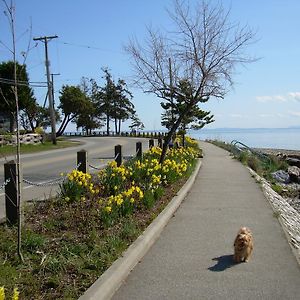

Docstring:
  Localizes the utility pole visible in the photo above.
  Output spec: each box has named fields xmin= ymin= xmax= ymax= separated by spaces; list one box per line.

xmin=33 ymin=35 xmax=58 ymax=144
xmin=51 ymin=73 xmax=60 ymax=105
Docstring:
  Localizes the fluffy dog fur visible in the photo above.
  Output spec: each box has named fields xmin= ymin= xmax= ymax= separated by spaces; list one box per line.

xmin=233 ymin=227 xmax=253 ymax=263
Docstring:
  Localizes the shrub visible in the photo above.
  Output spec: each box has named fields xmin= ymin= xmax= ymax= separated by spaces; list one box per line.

xmin=34 ymin=127 xmax=44 ymax=134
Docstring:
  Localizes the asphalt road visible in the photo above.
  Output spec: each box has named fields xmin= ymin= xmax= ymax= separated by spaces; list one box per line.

xmin=0 ymin=136 xmax=150 ymax=220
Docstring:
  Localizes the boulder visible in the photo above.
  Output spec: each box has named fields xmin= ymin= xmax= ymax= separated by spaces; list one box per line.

xmin=285 ymin=157 xmax=300 ymax=168
xmin=271 ymin=170 xmax=290 ymax=184
xmin=288 ymin=166 xmax=300 ymax=183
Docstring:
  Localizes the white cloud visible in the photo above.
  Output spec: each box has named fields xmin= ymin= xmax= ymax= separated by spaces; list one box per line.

xmin=259 ymin=114 xmax=272 ymax=118
xmin=274 ymin=95 xmax=287 ymax=102
xmin=256 ymin=92 xmax=300 ymax=103
xmin=276 ymin=113 xmax=286 ymax=118
xmin=289 ymin=111 xmax=300 ymax=117
xmin=288 ymin=92 xmax=300 ymax=101
xmin=256 ymin=96 xmax=273 ymax=102
xmin=229 ymin=113 xmax=244 ymax=118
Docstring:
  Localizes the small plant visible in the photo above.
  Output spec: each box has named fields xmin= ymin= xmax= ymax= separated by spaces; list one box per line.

xmin=23 ymin=230 xmax=45 ymax=253
xmin=271 ymin=183 xmax=283 ymax=195
xmin=60 ymin=170 xmax=95 ymax=202
xmin=246 ymin=155 xmax=261 ymax=173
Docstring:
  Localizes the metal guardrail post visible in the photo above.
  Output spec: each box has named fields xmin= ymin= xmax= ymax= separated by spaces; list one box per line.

xmin=136 ymin=142 xmax=142 ymax=159
xmin=115 ymin=144 xmax=122 ymax=166
xmin=149 ymin=139 xmax=154 ymax=149
xmin=4 ymin=160 xmax=20 ymax=225
xmin=77 ymin=149 xmax=88 ymax=173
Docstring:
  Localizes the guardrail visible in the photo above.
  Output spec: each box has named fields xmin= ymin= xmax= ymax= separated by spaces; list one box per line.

xmin=2 ymin=139 xmax=160 ymax=225
xmin=230 ymin=140 xmax=271 ymax=163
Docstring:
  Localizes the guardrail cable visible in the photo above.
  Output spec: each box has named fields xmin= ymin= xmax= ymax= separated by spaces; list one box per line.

xmin=0 ymin=178 xmax=10 ymax=191
xmin=2 ymin=144 xmax=142 ymax=193
xmin=88 ymin=164 xmax=104 ymax=171
xmin=22 ymin=162 xmax=83 ymax=187
xmin=22 ymin=177 xmax=64 ymax=187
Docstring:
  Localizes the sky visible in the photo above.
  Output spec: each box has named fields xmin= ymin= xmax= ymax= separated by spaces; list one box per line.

xmin=1 ymin=0 xmax=300 ymax=131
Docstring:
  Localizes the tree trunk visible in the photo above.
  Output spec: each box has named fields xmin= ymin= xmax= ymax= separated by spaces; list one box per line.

xmin=56 ymin=114 xmax=74 ymax=137
xmin=159 ymin=105 xmax=192 ymax=164
xmin=106 ymin=115 xmax=110 ymax=136
xmin=114 ymin=118 xmax=118 ymax=135
xmin=9 ymin=112 xmax=16 ymax=133
xmin=118 ymin=119 xmax=121 ymax=134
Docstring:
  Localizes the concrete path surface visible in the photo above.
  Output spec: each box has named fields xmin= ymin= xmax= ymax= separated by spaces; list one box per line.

xmin=112 ymin=142 xmax=300 ymax=300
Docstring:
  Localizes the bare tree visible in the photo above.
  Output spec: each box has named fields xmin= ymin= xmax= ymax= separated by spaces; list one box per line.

xmin=1 ymin=0 xmax=34 ymax=261
xmin=126 ymin=0 xmax=256 ymax=163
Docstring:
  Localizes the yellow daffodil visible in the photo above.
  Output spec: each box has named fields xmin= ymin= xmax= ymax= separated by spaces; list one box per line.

xmin=104 ymin=206 xmax=112 ymax=213
xmin=0 ymin=287 xmax=5 ymax=300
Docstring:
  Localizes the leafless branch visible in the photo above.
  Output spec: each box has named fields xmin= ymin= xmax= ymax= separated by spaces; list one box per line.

xmin=125 ymin=0 xmax=257 ymax=162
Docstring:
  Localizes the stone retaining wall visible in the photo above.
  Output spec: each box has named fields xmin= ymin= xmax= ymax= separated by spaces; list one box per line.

xmin=0 ymin=133 xmax=43 ymax=146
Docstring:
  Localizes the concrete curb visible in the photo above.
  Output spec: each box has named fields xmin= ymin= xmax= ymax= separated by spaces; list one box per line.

xmin=79 ymin=158 xmax=202 ymax=300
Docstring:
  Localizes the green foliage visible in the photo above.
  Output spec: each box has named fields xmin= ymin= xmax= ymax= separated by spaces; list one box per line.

xmin=98 ymin=68 xmax=135 ymax=134
xmin=0 ymin=61 xmax=35 ymax=132
xmin=0 ymin=139 xmax=81 ymax=156
xmin=142 ymin=190 xmax=156 ymax=209
xmin=246 ymin=155 xmax=261 ymax=173
xmin=34 ymin=127 xmax=44 ymax=134
xmin=60 ymin=180 xmax=85 ymax=202
xmin=210 ymin=140 xmax=289 ymax=180
xmin=129 ymin=113 xmax=144 ymax=132
xmin=161 ymin=80 xmax=214 ymax=132
xmin=23 ymin=230 xmax=45 ymax=253
xmin=271 ymin=183 xmax=283 ymax=194
xmin=57 ymin=85 xmax=93 ymax=136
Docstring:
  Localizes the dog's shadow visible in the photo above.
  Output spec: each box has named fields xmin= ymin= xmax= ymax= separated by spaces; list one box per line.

xmin=208 ymin=254 xmax=236 ymax=272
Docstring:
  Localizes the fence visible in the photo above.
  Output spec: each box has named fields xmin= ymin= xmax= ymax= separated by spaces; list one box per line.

xmin=1 ymin=139 xmax=159 ymax=225
xmin=64 ymin=131 xmax=167 ymax=139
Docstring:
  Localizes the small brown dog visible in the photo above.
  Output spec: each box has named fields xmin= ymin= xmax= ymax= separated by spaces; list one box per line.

xmin=233 ymin=227 xmax=253 ymax=263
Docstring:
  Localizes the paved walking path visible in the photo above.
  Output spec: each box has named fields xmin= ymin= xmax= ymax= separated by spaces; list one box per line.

xmin=112 ymin=142 xmax=300 ymax=300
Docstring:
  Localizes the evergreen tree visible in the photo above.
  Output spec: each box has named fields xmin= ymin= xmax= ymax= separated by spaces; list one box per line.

xmin=0 ymin=61 xmax=35 ymax=132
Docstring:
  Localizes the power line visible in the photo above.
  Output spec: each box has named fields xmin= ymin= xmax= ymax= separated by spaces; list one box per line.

xmin=58 ymin=40 xmax=121 ymax=53
xmin=0 ymin=77 xmax=47 ymax=87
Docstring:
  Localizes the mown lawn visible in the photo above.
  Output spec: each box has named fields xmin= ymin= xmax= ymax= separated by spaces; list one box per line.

xmin=0 ymin=139 xmax=82 ymax=157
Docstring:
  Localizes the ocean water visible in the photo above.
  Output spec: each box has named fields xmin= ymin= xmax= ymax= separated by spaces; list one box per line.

xmin=189 ymin=128 xmax=300 ymax=150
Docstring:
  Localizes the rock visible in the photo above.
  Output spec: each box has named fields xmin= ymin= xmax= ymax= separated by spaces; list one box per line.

xmin=286 ymin=157 xmax=300 ymax=168
xmin=288 ymin=166 xmax=300 ymax=183
xmin=271 ymin=170 xmax=290 ymax=184
xmin=276 ymin=152 xmax=287 ymax=160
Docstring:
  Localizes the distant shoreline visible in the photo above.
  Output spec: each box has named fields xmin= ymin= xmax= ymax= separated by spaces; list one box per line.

xmin=255 ymin=148 xmax=300 ymax=158
xmin=199 ymin=127 xmax=300 ymax=131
